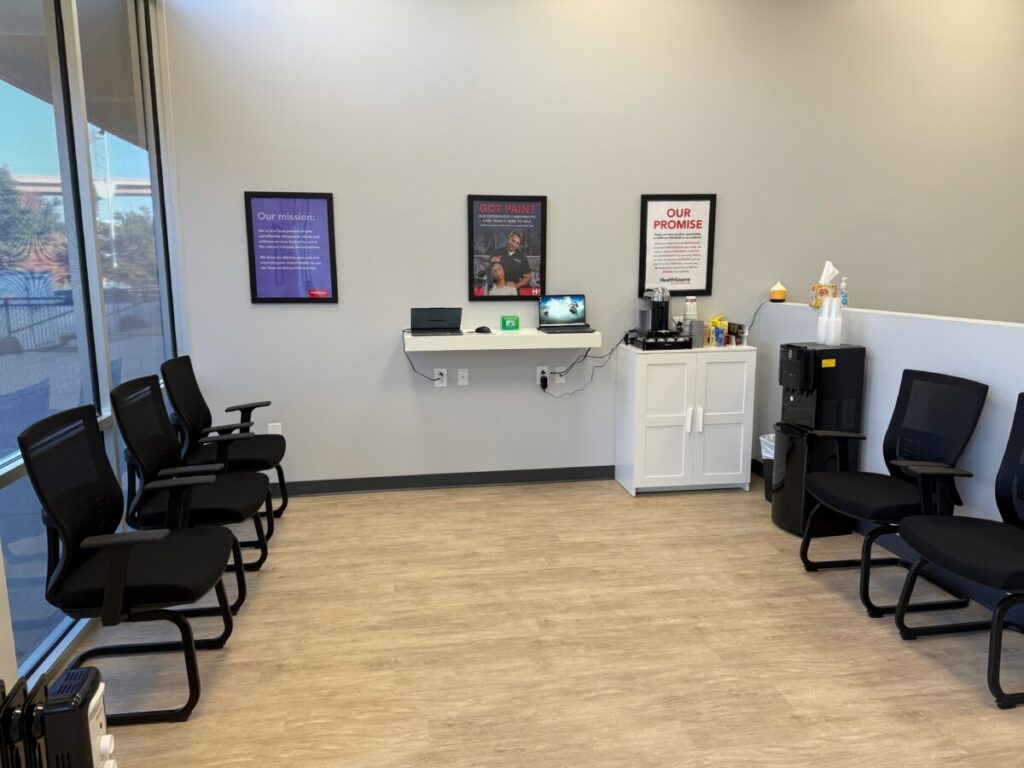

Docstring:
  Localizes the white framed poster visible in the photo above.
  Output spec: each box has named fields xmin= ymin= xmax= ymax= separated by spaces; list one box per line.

xmin=638 ymin=194 xmax=716 ymax=296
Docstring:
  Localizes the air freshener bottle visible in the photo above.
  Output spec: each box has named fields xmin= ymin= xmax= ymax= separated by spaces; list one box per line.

xmin=839 ymin=277 xmax=849 ymax=306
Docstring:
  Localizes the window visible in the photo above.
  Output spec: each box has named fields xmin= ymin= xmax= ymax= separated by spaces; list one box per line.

xmin=0 ymin=2 xmax=93 ymax=464
xmin=0 ymin=0 xmax=175 ymax=672
xmin=76 ymin=0 xmax=173 ymax=384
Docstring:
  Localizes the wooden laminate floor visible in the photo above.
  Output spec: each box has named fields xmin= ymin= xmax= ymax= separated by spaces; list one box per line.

xmin=80 ymin=480 xmax=1024 ymax=766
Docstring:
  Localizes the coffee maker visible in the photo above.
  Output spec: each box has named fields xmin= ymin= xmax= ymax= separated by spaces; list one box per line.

xmin=639 ymin=287 xmax=670 ymax=334
xmin=632 ymin=288 xmax=691 ymax=350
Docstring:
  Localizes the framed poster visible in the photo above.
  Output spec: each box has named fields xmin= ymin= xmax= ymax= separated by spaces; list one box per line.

xmin=468 ymin=195 xmax=546 ymax=301
xmin=638 ymin=194 xmax=716 ymax=297
xmin=245 ymin=191 xmax=338 ymax=303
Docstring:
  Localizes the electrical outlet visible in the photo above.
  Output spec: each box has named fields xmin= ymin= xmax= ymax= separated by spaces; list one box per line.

xmin=267 ymin=422 xmax=283 ymax=435
xmin=434 ymin=368 xmax=447 ymax=388
xmin=553 ymin=371 xmax=566 ymax=385
xmin=457 ymin=368 xmax=469 ymax=386
xmin=537 ymin=366 xmax=549 ymax=386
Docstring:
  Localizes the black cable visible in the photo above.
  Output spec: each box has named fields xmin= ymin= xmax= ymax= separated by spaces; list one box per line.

xmin=542 ymin=333 xmax=627 ymax=398
xmin=401 ymin=329 xmax=441 ymax=382
xmin=747 ymin=299 xmax=771 ymax=332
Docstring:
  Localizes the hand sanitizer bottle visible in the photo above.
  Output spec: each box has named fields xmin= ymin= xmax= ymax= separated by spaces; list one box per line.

xmin=839 ymin=277 xmax=849 ymax=306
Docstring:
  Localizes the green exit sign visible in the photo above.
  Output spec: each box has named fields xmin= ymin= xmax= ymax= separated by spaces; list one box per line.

xmin=501 ymin=315 xmax=520 ymax=331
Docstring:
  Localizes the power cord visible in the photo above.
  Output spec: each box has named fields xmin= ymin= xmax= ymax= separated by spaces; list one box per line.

xmin=747 ymin=299 xmax=771 ymax=332
xmin=401 ymin=329 xmax=442 ymax=382
xmin=541 ymin=332 xmax=628 ymax=398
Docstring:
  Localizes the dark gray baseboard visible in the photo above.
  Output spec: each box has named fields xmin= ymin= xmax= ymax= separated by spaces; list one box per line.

xmin=270 ymin=465 xmax=615 ymax=497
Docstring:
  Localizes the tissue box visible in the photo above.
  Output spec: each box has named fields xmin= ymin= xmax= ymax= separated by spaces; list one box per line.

xmin=809 ymin=283 xmax=837 ymax=309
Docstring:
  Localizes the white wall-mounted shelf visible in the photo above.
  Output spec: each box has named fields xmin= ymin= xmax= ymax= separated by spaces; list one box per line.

xmin=403 ymin=329 xmax=603 ymax=352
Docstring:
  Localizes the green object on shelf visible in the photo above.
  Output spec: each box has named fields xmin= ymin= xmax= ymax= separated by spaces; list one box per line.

xmin=501 ymin=315 xmax=520 ymax=331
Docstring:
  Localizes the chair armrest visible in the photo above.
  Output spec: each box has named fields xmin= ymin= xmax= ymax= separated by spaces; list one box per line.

xmin=199 ymin=433 xmax=254 ymax=444
xmin=225 ymin=401 xmax=270 ymax=413
xmin=200 ymin=431 xmax=253 ymax=463
xmin=145 ymin=475 xmax=217 ymax=490
xmin=809 ymin=430 xmax=866 ymax=441
xmin=904 ymin=465 xmax=973 ymax=479
xmin=807 ymin=429 xmax=866 ymax=471
xmin=81 ymin=529 xmax=170 ymax=625
xmin=81 ymin=529 xmax=170 ymax=550
xmin=142 ymin=475 xmax=215 ymax=530
xmin=201 ymin=422 xmax=253 ymax=435
xmin=891 ymin=459 xmax=949 ymax=469
xmin=157 ymin=463 xmax=225 ymax=478
xmin=225 ymin=401 xmax=269 ymax=431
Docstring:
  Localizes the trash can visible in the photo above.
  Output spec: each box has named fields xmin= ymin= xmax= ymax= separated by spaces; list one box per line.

xmin=770 ymin=422 xmax=853 ymax=537
xmin=759 ymin=434 xmax=775 ymax=503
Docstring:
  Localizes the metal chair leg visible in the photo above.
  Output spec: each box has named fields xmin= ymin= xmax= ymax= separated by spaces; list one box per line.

xmin=272 ymin=464 xmax=288 ymax=518
xmin=860 ymin=528 xmax=970 ymax=618
xmin=989 ymin=593 xmax=1024 ymax=709
xmin=800 ymin=504 xmax=900 ymax=572
xmin=71 ymin=609 xmax=202 ymax=725
xmin=262 ymin=490 xmax=275 ymax=541
xmin=241 ymin=511 xmax=268 ymax=572
xmin=895 ymin=558 xmax=989 ymax=639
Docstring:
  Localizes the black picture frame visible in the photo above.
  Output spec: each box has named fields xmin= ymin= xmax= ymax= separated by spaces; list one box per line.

xmin=638 ymin=194 xmax=716 ymax=297
xmin=468 ymin=195 xmax=547 ymax=301
xmin=245 ymin=191 xmax=338 ymax=304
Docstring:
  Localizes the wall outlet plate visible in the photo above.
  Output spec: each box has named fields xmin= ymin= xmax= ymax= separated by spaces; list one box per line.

xmin=434 ymin=368 xmax=447 ymax=388
xmin=457 ymin=368 xmax=469 ymax=386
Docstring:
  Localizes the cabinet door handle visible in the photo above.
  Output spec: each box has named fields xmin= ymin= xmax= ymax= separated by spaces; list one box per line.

xmin=697 ymin=406 xmax=704 ymax=433
xmin=685 ymin=407 xmax=693 ymax=433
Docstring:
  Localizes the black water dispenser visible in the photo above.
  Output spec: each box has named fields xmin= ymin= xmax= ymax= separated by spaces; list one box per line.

xmin=770 ymin=343 xmax=866 ymax=536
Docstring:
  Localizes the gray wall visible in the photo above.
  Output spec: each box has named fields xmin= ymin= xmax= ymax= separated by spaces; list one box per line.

xmin=158 ymin=0 xmax=1024 ymax=482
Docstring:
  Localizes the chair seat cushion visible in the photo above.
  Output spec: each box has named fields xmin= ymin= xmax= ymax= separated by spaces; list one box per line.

xmin=901 ymin=515 xmax=1024 ymax=591
xmin=187 ymin=434 xmax=286 ymax=472
xmin=53 ymin=527 xmax=234 ymax=613
xmin=805 ymin=471 xmax=922 ymax=522
xmin=136 ymin=473 xmax=268 ymax=527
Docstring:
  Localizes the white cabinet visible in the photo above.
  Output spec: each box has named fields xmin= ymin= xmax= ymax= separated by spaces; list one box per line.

xmin=615 ymin=345 xmax=756 ymax=495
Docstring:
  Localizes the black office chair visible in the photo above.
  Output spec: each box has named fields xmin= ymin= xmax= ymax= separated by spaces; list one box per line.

xmin=111 ymin=376 xmax=271 ymax=573
xmin=895 ymin=393 xmax=1024 ymax=709
xmin=161 ymin=355 xmax=289 ymax=520
xmin=800 ymin=369 xmax=988 ymax=616
xmin=17 ymin=407 xmax=235 ymax=725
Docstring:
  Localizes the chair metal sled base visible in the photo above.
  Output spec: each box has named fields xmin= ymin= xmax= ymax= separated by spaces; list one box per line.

xmin=69 ymin=579 xmax=232 ymax=726
xmin=271 ymin=464 xmax=288 ymax=518
xmin=896 ymin=560 xmax=1024 ymax=710
xmin=800 ymin=504 xmax=970 ymax=617
xmin=234 ymin=506 xmax=270 ymax=571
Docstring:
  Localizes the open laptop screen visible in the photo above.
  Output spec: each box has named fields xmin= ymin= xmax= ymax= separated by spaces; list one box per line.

xmin=539 ymin=295 xmax=586 ymax=326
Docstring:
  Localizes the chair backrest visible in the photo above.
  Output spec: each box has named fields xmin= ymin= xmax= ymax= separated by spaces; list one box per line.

xmin=995 ymin=393 xmax=1024 ymax=528
xmin=110 ymin=376 xmax=183 ymax=483
xmin=883 ymin=370 xmax=988 ymax=485
xmin=160 ymin=356 xmax=212 ymax=457
xmin=17 ymin=406 xmax=124 ymax=605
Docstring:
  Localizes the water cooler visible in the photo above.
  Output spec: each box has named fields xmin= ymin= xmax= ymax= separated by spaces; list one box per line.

xmin=770 ymin=342 xmax=866 ymax=536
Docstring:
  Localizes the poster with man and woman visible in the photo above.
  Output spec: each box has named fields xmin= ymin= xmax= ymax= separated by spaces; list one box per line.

xmin=468 ymin=195 xmax=546 ymax=301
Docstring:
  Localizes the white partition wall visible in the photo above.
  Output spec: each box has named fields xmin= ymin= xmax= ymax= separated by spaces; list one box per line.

xmin=749 ymin=303 xmax=1024 ymax=522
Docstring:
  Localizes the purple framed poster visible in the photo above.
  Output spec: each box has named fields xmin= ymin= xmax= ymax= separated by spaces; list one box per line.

xmin=245 ymin=192 xmax=338 ymax=303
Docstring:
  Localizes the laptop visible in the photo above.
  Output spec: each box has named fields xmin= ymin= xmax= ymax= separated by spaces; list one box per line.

xmin=537 ymin=294 xmax=595 ymax=333
xmin=410 ymin=307 xmax=463 ymax=336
